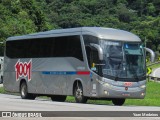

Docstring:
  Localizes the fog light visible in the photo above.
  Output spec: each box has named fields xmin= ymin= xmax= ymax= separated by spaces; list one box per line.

xmin=104 ymin=90 xmax=108 ymax=94
xmin=141 ymin=92 xmax=145 ymax=96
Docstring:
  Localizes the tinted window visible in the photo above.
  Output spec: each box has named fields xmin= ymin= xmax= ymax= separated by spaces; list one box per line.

xmin=6 ymin=36 xmax=83 ymax=61
xmin=83 ymin=35 xmax=99 ymax=46
xmin=83 ymin=35 xmax=103 ymax=76
xmin=83 ymin=35 xmax=99 ymax=68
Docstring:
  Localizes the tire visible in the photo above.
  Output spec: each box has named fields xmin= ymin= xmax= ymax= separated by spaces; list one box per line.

xmin=112 ymin=98 xmax=125 ymax=106
xmin=51 ymin=95 xmax=66 ymax=102
xmin=20 ymin=82 xmax=36 ymax=100
xmin=74 ymin=83 xmax=87 ymax=103
xmin=0 ymin=76 xmax=3 ymax=84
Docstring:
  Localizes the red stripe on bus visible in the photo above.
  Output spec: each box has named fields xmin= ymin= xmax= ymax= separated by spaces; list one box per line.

xmin=77 ymin=71 xmax=90 ymax=75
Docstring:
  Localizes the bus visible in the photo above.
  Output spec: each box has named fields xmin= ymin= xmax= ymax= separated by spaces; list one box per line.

xmin=3 ymin=27 xmax=154 ymax=105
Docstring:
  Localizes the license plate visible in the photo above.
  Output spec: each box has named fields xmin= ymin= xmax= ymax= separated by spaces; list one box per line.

xmin=122 ymin=93 xmax=130 ymax=96
xmin=124 ymin=82 xmax=133 ymax=87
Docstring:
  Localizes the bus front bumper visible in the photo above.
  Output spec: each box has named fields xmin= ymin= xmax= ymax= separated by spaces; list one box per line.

xmin=90 ymin=82 xmax=146 ymax=99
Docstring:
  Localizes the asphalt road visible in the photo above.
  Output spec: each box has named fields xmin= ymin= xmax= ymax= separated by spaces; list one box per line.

xmin=151 ymin=67 xmax=160 ymax=78
xmin=0 ymin=94 xmax=160 ymax=120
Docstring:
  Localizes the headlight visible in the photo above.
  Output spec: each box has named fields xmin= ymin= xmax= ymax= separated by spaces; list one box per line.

xmin=103 ymin=83 xmax=112 ymax=88
xmin=140 ymin=85 xmax=146 ymax=89
xmin=97 ymin=78 xmax=113 ymax=88
xmin=104 ymin=90 xmax=108 ymax=94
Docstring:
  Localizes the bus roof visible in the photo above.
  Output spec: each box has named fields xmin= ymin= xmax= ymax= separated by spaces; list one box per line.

xmin=7 ymin=27 xmax=141 ymax=42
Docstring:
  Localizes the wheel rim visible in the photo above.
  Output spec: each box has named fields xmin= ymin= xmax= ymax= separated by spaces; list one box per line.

xmin=76 ymin=88 xmax=83 ymax=99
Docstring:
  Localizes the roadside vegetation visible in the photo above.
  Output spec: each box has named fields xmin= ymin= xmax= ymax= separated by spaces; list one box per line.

xmin=148 ymin=62 xmax=160 ymax=69
xmin=0 ymin=0 xmax=160 ymax=56
xmin=125 ymin=81 xmax=160 ymax=106
xmin=0 ymin=86 xmax=5 ymax=94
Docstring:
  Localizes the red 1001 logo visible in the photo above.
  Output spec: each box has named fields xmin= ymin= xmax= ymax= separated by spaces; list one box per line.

xmin=15 ymin=59 xmax=32 ymax=81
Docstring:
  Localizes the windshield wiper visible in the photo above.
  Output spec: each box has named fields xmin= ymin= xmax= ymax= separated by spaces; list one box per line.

xmin=115 ymin=61 xmax=122 ymax=81
xmin=133 ymin=73 xmax=139 ymax=82
xmin=128 ymin=64 xmax=139 ymax=82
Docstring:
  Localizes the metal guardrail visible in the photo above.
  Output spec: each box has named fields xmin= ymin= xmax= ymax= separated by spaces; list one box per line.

xmin=147 ymin=61 xmax=160 ymax=82
xmin=147 ymin=61 xmax=160 ymax=67
xmin=148 ymin=76 xmax=160 ymax=82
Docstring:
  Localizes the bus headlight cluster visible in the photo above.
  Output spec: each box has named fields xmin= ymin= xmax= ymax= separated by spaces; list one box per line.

xmin=97 ymin=78 xmax=112 ymax=88
xmin=103 ymin=83 xmax=112 ymax=88
xmin=141 ymin=92 xmax=145 ymax=96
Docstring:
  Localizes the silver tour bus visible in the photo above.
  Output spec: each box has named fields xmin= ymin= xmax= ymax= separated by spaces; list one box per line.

xmin=3 ymin=27 xmax=154 ymax=105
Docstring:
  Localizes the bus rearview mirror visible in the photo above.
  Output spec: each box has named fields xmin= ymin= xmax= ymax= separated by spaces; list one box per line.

xmin=144 ymin=47 xmax=155 ymax=63
xmin=90 ymin=43 xmax=103 ymax=60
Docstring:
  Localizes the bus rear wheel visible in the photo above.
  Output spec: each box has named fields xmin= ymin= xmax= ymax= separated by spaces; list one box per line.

xmin=74 ymin=83 xmax=87 ymax=103
xmin=51 ymin=95 xmax=66 ymax=102
xmin=112 ymin=98 xmax=125 ymax=106
xmin=20 ymin=82 xmax=36 ymax=100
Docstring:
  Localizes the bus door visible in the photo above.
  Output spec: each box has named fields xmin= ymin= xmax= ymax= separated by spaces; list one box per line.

xmin=86 ymin=46 xmax=102 ymax=95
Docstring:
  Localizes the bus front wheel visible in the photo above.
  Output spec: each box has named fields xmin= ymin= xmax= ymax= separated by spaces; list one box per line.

xmin=74 ymin=82 xmax=87 ymax=103
xmin=20 ymin=82 xmax=36 ymax=100
xmin=112 ymin=98 xmax=125 ymax=106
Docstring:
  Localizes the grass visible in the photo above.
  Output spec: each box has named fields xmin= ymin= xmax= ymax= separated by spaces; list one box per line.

xmin=125 ymin=81 xmax=160 ymax=106
xmin=148 ymin=63 xmax=160 ymax=69
xmin=0 ymin=81 xmax=159 ymax=106
xmin=0 ymin=86 xmax=5 ymax=93
xmin=0 ymin=87 xmax=19 ymax=95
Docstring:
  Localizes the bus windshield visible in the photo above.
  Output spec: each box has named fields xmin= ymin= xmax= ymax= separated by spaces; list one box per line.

xmin=124 ymin=43 xmax=145 ymax=79
xmin=100 ymin=40 xmax=145 ymax=81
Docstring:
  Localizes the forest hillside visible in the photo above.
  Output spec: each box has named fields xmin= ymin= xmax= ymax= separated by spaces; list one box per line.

xmin=0 ymin=0 xmax=160 ymax=55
